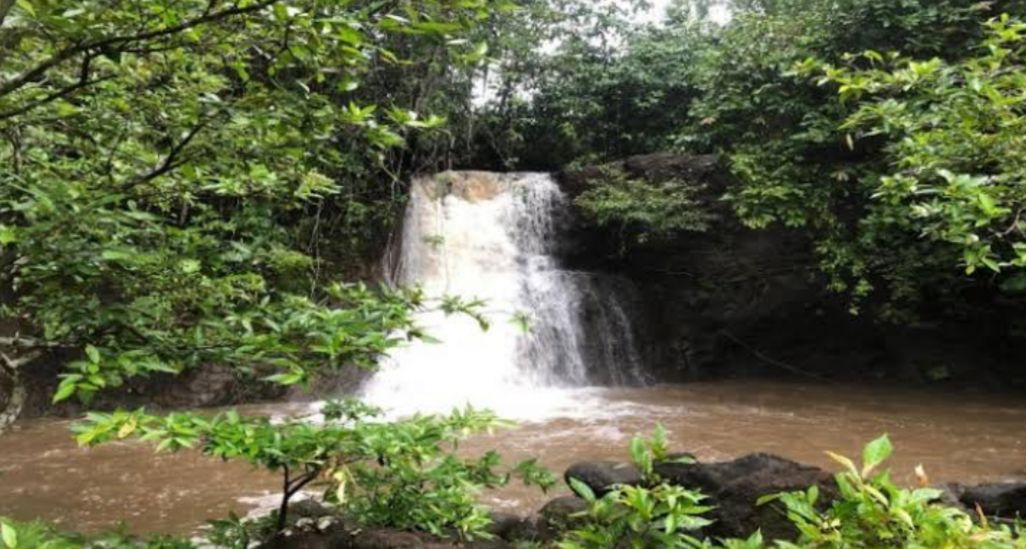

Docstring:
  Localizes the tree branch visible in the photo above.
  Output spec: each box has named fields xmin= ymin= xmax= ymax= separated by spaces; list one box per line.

xmin=0 ymin=335 xmax=64 ymax=350
xmin=719 ymin=330 xmax=825 ymax=380
xmin=0 ymin=52 xmax=115 ymax=120
xmin=0 ymin=0 xmax=279 ymax=98
xmin=0 ymin=364 xmax=26 ymax=434
xmin=123 ymin=117 xmax=213 ymax=190
xmin=0 ymin=348 xmax=41 ymax=372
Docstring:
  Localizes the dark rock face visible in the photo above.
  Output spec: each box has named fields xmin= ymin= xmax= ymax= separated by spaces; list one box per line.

xmin=564 ymin=460 xmax=644 ymax=496
xmin=960 ymin=483 xmax=1026 ymax=518
xmin=557 ymin=153 xmax=1025 ymax=384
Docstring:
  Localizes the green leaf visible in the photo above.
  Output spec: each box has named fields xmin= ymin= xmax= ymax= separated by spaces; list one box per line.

xmin=568 ymin=477 xmax=596 ymax=502
xmin=861 ymin=434 xmax=893 ymax=477
xmin=0 ymin=226 xmax=16 ymax=246
xmin=179 ymin=259 xmax=201 ymax=274
xmin=15 ymin=0 xmax=34 ymax=16
xmin=52 ymin=379 xmax=78 ymax=403
xmin=1 ymin=521 xmax=17 ymax=549
xmin=85 ymin=345 xmax=100 ymax=364
xmin=825 ymin=450 xmax=859 ymax=477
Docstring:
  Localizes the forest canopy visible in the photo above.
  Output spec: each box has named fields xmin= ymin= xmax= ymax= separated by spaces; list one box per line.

xmin=479 ymin=0 xmax=1026 ymax=323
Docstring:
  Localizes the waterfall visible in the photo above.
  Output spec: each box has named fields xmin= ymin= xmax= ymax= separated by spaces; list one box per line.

xmin=361 ymin=172 xmax=645 ymax=418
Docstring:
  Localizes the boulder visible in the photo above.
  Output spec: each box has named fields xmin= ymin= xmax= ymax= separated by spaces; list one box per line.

xmin=487 ymin=512 xmax=540 ymax=542
xmin=564 ymin=460 xmax=644 ymax=496
xmin=658 ymin=453 xmax=837 ymax=540
xmin=711 ymin=454 xmax=837 ymax=540
xmin=537 ymin=496 xmax=589 ymax=541
xmin=540 ymin=495 xmax=589 ymax=525
xmin=960 ymin=483 xmax=1026 ymax=518
xmin=934 ymin=483 xmax=968 ymax=510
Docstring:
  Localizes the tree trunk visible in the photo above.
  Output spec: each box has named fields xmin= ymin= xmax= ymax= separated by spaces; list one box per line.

xmin=0 ymin=367 xmax=25 ymax=434
xmin=0 ymin=345 xmax=41 ymax=435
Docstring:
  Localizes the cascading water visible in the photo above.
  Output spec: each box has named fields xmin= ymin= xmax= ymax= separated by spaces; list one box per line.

xmin=361 ymin=171 xmax=646 ymax=418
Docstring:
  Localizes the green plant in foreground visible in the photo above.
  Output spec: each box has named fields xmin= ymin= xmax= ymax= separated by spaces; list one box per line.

xmin=761 ymin=434 xmax=1026 ymax=548
xmin=0 ymin=517 xmax=193 ymax=549
xmin=558 ymin=431 xmax=1026 ymax=549
xmin=558 ymin=426 xmax=716 ymax=549
xmin=74 ymin=401 xmax=555 ymax=540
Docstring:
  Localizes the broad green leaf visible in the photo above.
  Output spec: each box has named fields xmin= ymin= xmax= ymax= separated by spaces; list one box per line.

xmin=861 ymin=434 xmax=893 ymax=477
xmin=568 ymin=476 xmax=596 ymax=502
xmin=1 ymin=521 xmax=17 ymax=549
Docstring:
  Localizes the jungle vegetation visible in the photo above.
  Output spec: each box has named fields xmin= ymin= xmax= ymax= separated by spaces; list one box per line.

xmin=3 ymin=0 xmax=1026 ymax=546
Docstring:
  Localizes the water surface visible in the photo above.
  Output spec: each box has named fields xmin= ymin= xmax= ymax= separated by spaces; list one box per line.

xmin=2 ymin=380 xmax=1024 ymax=535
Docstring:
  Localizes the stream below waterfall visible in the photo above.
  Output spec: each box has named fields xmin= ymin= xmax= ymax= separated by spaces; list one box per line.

xmin=2 ymin=381 xmax=1026 ymax=535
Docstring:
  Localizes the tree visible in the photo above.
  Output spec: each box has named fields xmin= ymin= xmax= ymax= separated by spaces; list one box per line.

xmin=816 ymin=16 xmax=1026 ymax=282
xmin=679 ymin=0 xmax=1026 ymax=316
xmin=0 ymin=0 xmax=563 ymax=540
xmin=0 ymin=0 xmax=506 ymax=430
xmin=73 ymin=401 xmax=555 ymax=536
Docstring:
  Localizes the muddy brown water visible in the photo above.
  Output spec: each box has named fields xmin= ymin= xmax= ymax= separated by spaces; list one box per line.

xmin=2 ymin=380 xmax=1025 ymax=536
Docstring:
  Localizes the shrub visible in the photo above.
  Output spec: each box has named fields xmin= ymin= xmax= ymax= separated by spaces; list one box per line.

xmin=761 ymin=435 xmax=1026 ymax=548
xmin=75 ymin=401 xmax=555 ymax=540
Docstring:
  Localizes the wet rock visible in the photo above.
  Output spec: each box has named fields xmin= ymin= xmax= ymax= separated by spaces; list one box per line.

xmin=658 ymin=453 xmax=836 ymax=540
xmin=935 ymin=483 xmax=968 ymax=510
xmin=262 ymin=521 xmax=511 ymax=548
xmin=423 ymin=171 xmax=503 ymax=202
xmin=487 ymin=512 xmax=539 ymax=542
xmin=564 ymin=460 xmax=643 ymax=496
xmin=536 ymin=496 xmax=589 ymax=542
xmin=289 ymin=498 xmax=335 ymax=520
xmin=712 ymin=454 xmax=837 ymax=540
xmin=540 ymin=496 xmax=589 ymax=528
xmin=557 ymin=152 xmax=1026 ymax=385
xmin=960 ymin=483 xmax=1026 ymax=518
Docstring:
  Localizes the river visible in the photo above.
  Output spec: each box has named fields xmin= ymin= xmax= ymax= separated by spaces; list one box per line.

xmin=2 ymin=380 xmax=1025 ymax=536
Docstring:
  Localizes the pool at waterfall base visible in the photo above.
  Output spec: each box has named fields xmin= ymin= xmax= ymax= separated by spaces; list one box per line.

xmin=2 ymin=380 xmax=1026 ymax=536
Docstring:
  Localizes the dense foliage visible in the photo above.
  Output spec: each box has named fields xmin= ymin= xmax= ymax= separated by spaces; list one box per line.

xmin=494 ymin=0 xmax=1026 ymax=324
xmin=6 ymin=0 xmax=1026 ymax=545
xmin=0 ymin=516 xmax=192 ymax=548
xmin=557 ymin=427 xmax=718 ymax=549
xmin=815 ymin=16 xmax=1026 ymax=289
xmin=764 ymin=435 xmax=1026 ymax=548
xmin=0 ymin=0 xmax=506 ymax=428
xmin=573 ymin=166 xmax=712 ymax=248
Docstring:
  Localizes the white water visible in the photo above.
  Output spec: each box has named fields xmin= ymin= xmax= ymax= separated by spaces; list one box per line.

xmin=361 ymin=172 xmax=646 ymax=420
